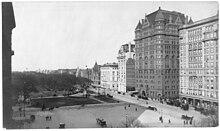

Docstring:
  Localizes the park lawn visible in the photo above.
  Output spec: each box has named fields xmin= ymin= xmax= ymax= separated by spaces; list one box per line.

xmin=30 ymin=96 xmax=101 ymax=108
xmin=94 ymin=95 xmax=119 ymax=103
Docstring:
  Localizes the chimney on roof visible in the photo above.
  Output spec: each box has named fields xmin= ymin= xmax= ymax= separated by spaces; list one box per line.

xmin=185 ymin=15 xmax=188 ymax=25
xmin=159 ymin=6 xmax=161 ymax=10
xmin=188 ymin=17 xmax=193 ymax=24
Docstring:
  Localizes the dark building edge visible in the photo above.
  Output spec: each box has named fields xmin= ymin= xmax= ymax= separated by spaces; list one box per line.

xmin=2 ymin=2 xmax=16 ymax=129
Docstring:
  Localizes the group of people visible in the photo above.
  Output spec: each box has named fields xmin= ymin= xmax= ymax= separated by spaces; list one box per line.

xmin=45 ymin=116 xmax=52 ymax=121
xmin=124 ymin=104 xmax=138 ymax=111
xmin=159 ymin=116 xmax=172 ymax=124
xmin=183 ymin=119 xmax=193 ymax=125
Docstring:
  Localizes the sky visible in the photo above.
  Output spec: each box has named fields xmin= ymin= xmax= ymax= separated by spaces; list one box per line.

xmin=11 ymin=1 xmax=218 ymax=71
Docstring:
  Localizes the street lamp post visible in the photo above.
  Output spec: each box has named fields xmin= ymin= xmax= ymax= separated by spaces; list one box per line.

xmin=125 ymin=114 xmax=128 ymax=128
xmin=23 ymin=81 xmax=26 ymax=117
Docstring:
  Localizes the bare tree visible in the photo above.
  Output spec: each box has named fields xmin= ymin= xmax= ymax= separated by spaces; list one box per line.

xmin=195 ymin=107 xmax=218 ymax=127
xmin=120 ymin=116 xmax=143 ymax=128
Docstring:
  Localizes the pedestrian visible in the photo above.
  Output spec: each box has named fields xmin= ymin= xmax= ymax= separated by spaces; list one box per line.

xmin=146 ymin=101 xmax=148 ymax=104
xmin=135 ymin=108 xmax=137 ymax=111
xmin=169 ymin=119 xmax=171 ymax=123
xmin=186 ymin=120 xmax=188 ymax=124
xmin=46 ymin=116 xmax=49 ymax=121
xmin=49 ymin=116 xmax=52 ymax=120
xmin=128 ymin=104 xmax=130 ymax=107
xmin=19 ymin=107 xmax=22 ymax=117
xmin=184 ymin=120 xmax=185 ymax=125
xmin=124 ymin=106 xmax=126 ymax=110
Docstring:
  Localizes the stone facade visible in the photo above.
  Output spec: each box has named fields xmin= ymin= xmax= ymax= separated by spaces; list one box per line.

xmin=100 ymin=63 xmax=118 ymax=91
xmin=91 ymin=62 xmax=101 ymax=85
xmin=179 ymin=14 xmax=219 ymax=107
xmin=134 ymin=7 xmax=186 ymax=99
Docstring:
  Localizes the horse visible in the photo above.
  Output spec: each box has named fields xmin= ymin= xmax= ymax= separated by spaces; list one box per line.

xmin=49 ymin=107 xmax=54 ymax=111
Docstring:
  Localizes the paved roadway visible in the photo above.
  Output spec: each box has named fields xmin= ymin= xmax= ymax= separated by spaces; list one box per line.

xmin=90 ymin=88 xmax=206 ymax=126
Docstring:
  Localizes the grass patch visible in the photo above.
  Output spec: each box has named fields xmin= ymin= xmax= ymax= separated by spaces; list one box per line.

xmin=94 ymin=95 xmax=119 ymax=103
xmin=30 ymin=96 xmax=101 ymax=108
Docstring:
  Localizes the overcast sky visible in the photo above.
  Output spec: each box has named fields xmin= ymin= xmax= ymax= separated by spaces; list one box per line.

xmin=12 ymin=1 xmax=218 ymax=71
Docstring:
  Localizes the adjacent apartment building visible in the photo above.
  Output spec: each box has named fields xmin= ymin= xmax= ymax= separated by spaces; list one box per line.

xmin=100 ymin=63 xmax=118 ymax=91
xmin=134 ymin=7 xmax=187 ymax=99
xmin=179 ymin=14 xmax=218 ymax=108
xmin=117 ymin=43 xmax=135 ymax=93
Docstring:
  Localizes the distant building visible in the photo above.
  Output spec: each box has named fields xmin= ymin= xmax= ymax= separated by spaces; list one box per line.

xmin=91 ymin=62 xmax=101 ymax=86
xmin=100 ymin=63 xmax=118 ymax=91
xmin=179 ymin=14 xmax=218 ymax=107
xmin=2 ymin=2 xmax=16 ymax=128
xmin=81 ymin=68 xmax=92 ymax=79
xmin=49 ymin=69 xmax=77 ymax=75
xmin=117 ymin=43 xmax=135 ymax=93
xmin=134 ymin=7 xmax=187 ymax=99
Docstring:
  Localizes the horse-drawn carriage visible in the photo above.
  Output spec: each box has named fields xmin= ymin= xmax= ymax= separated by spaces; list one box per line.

xmin=181 ymin=115 xmax=193 ymax=120
xmin=147 ymin=106 xmax=157 ymax=111
xmin=96 ymin=118 xmax=107 ymax=127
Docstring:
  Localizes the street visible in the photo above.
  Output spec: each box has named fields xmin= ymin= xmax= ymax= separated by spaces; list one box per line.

xmin=91 ymin=88 xmax=206 ymax=126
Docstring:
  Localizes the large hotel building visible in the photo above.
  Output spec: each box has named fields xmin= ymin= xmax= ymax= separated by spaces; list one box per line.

xmin=134 ymin=7 xmax=187 ymax=99
xmin=179 ymin=14 xmax=218 ymax=107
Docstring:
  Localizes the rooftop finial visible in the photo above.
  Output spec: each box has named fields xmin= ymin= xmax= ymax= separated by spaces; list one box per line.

xmin=188 ymin=17 xmax=193 ymax=24
xmin=169 ymin=15 xmax=172 ymax=23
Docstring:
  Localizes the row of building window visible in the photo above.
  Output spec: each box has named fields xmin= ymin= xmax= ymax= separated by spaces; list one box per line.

xmin=188 ymin=35 xmax=202 ymax=42
xmin=188 ymin=43 xmax=202 ymax=50
xmin=188 ymin=28 xmax=202 ymax=36
xmin=204 ymin=47 xmax=217 ymax=54
xmin=204 ymin=54 xmax=217 ymax=61
xmin=189 ymin=49 xmax=202 ymax=56
xmin=181 ymin=89 xmax=217 ymax=98
xmin=205 ymin=25 xmax=214 ymax=32
xmin=204 ymin=62 xmax=218 ymax=68
xmin=188 ymin=63 xmax=203 ymax=68
xmin=204 ymin=40 xmax=217 ymax=47
xmin=204 ymin=32 xmax=217 ymax=39
xmin=189 ymin=56 xmax=202 ymax=62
